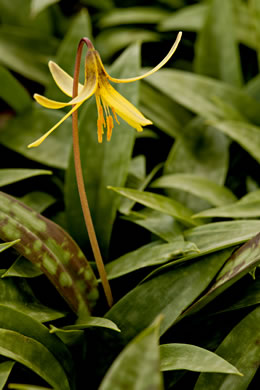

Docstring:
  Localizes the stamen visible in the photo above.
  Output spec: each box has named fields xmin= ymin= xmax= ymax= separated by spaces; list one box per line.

xmin=107 ymin=115 xmax=114 ymax=141
xmin=112 ymin=107 xmax=120 ymax=124
xmin=97 ymin=119 xmax=103 ymax=143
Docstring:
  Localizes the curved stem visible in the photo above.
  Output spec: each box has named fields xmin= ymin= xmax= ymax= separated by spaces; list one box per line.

xmin=71 ymin=39 xmax=113 ymax=307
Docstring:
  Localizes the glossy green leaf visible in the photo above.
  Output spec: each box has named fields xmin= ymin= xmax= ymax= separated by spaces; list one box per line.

xmin=2 ymin=256 xmax=43 ymax=278
xmin=9 ymin=385 xmax=51 ymax=390
xmin=0 ymin=360 xmax=15 ymax=389
xmin=0 ymin=304 xmax=73 ymax=384
xmin=109 ymin=186 xmax=202 ymax=227
xmin=184 ymin=220 xmax=260 ymax=253
xmin=151 ymin=174 xmax=237 ymax=207
xmin=194 ymin=0 xmax=242 ymax=87
xmin=19 ymin=192 xmax=56 ymax=213
xmin=193 ymin=200 xmax=260 ymax=219
xmin=212 ymin=120 xmax=260 ymax=164
xmin=31 ymin=0 xmax=60 ymax=17
xmin=183 ymin=232 xmax=260 ymax=317
xmin=0 ymin=329 xmax=70 ymax=390
xmin=98 ymin=7 xmax=169 ymax=27
xmin=0 ymin=277 xmax=65 ymax=323
xmin=164 ymin=117 xmax=230 ymax=212
xmin=160 ymin=344 xmax=241 ymax=375
xmin=0 ymin=107 xmax=72 ymax=169
xmin=106 ymin=249 xmax=232 ymax=343
xmin=46 ymin=9 xmax=92 ymax=101
xmin=0 ymin=65 xmax=31 ymax=113
xmin=194 ymin=306 xmax=260 ymax=390
xmin=65 ymin=44 xmax=140 ymax=254
xmin=106 ymin=240 xmax=199 ymax=280
xmin=99 ymin=317 xmax=163 ymax=390
xmin=123 ymin=209 xmax=185 ymax=242
xmin=145 ymin=70 xmax=260 ymax=125
xmin=0 ymin=169 xmax=52 ymax=188
xmin=0 ymin=240 xmax=20 ymax=253
xmin=95 ymin=28 xmax=159 ymax=61
xmin=51 ymin=316 xmax=120 ymax=332
xmin=249 ymin=0 xmax=260 ymax=67
xmin=48 ymin=326 xmax=84 ymax=347
xmin=140 ymin=82 xmax=192 ymax=138
xmin=0 ymin=191 xmax=98 ymax=318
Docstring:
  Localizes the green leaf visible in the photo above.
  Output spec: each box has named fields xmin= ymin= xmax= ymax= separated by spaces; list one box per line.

xmin=145 ymin=70 xmax=260 ymax=125
xmin=183 ymin=232 xmax=260 ymax=317
xmin=0 ymin=65 xmax=31 ymax=113
xmin=106 ymin=240 xmax=199 ymax=280
xmin=0 ymin=277 xmax=65 ymax=323
xmin=9 ymin=385 xmax=51 ymax=390
xmin=193 ymin=200 xmax=260 ymax=219
xmin=31 ymin=0 xmax=60 ymax=17
xmin=106 ymin=249 xmax=232 ymax=343
xmin=151 ymin=174 xmax=237 ymax=207
xmin=18 ymin=192 xmax=56 ymax=213
xmin=65 ymin=44 xmax=140 ymax=254
xmin=211 ymin=120 xmax=260 ymax=164
xmin=98 ymin=7 xmax=170 ymax=28
xmin=0 ymin=360 xmax=15 ymax=389
xmin=51 ymin=316 xmax=120 ymax=332
xmin=2 ymin=256 xmax=43 ymax=278
xmin=160 ymin=344 xmax=241 ymax=375
xmin=0 ymin=169 xmax=52 ymax=188
xmin=184 ymin=220 xmax=260 ymax=253
xmin=140 ymin=82 xmax=192 ymax=138
xmin=99 ymin=317 xmax=163 ymax=390
xmin=0 ymin=304 xmax=74 ymax=385
xmin=0 ymin=107 xmax=72 ymax=169
xmin=0 ymin=191 xmax=98 ymax=318
xmin=0 ymin=240 xmax=20 ymax=253
xmin=123 ymin=209 xmax=185 ymax=242
xmin=109 ymin=186 xmax=202 ymax=227
xmin=194 ymin=306 xmax=260 ymax=390
xmin=249 ymin=0 xmax=260 ymax=67
xmin=194 ymin=0 xmax=242 ymax=87
xmin=0 ymin=329 xmax=70 ymax=390
xmin=95 ymin=28 xmax=159 ymax=61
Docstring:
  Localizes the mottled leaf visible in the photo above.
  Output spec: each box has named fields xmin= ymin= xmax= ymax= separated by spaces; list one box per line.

xmin=0 ymin=191 xmax=98 ymax=318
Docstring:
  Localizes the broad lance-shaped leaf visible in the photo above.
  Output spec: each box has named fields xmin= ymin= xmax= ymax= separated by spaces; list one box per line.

xmin=0 ymin=169 xmax=52 ymax=187
xmin=0 ymin=191 xmax=98 ymax=318
xmin=193 ymin=199 xmax=260 ymax=219
xmin=0 ymin=240 xmax=20 ymax=253
xmin=151 ymin=174 xmax=237 ymax=207
xmin=108 ymin=186 xmax=202 ymax=227
xmin=194 ymin=306 xmax=260 ymax=390
xmin=182 ymin=232 xmax=260 ymax=317
xmin=0 ymin=304 xmax=74 ymax=386
xmin=106 ymin=240 xmax=199 ymax=280
xmin=0 ymin=360 xmax=15 ymax=389
xmin=160 ymin=344 xmax=241 ymax=375
xmin=106 ymin=248 xmax=233 ymax=343
xmin=0 ymin=328 xmax=70 ymax=390
xmin=99 ymin=316 xmax=163 ymax=390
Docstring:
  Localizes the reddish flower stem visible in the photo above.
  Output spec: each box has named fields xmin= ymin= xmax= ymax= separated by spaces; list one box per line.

xmin=71 ymin=38 xmax=113 ymax=308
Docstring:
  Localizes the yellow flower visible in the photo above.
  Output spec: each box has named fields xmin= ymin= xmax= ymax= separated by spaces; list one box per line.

xmin=28 ymin=32 xmax=182 ymax=147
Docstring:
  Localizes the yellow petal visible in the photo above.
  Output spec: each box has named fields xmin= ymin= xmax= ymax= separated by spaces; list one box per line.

xmin=99 ymin=77 xmax=152 ymax=131
xmin=98 ymin=31 xmax=182 ymax=84
xmin=48 ymin=61 xmax=84 ymax=97
xmin=28 ymin=103 xmax=82 ymax=148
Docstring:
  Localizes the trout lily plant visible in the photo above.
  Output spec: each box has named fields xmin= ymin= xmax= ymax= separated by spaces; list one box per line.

xmin=28 ymin=32 xmax=182 ymax=147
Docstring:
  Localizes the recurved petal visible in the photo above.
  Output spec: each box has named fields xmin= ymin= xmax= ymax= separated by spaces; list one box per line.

xmin=28 ymin=103 xmax=82 ymax=148
xmin=48 ymin=61 xmax=84 ymax=97
xmin=101 ymin=31 xmax=182 ymax=84
xmin=99 ymin=78 xmax=152 ymax=131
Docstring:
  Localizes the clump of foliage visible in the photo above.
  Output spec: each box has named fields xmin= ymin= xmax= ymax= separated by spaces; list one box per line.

xmin=0 ymin=0 xmax=259 ymax=389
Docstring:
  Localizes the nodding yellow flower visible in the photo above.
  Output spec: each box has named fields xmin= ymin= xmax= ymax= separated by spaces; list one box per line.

xmin=28 ymin=32 xmax=182 ymax=147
